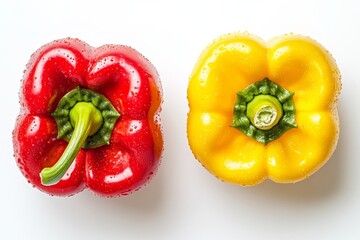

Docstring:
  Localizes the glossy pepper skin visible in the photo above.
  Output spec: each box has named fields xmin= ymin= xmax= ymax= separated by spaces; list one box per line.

xmin=13 ymin=38 xmax=163 ymax=197
xmin=187 ymin=33 xmax=341 ymax=186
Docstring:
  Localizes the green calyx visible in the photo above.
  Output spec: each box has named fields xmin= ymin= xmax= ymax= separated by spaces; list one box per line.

xmin=232 ymin=78 xmax=297 ymax=145
xmin=40 ymin=87 xmax=120 ymax=186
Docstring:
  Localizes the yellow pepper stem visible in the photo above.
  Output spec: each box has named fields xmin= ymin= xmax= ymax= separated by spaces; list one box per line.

xmin=246 ymin=95 xmax=283 ymax=130
xmin=232 ymin=78 xmax=297 ymax=145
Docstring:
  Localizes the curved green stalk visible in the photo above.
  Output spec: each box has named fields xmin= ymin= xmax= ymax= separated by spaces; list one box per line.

xmin=40 ymin=102 xmax=103 ymax=186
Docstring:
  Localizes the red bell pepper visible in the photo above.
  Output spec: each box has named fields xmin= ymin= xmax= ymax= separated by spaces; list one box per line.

xmin=13 ymin=38 xmax=163 ymax=197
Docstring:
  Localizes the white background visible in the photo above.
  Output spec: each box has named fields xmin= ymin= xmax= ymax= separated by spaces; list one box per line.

xmin=1 ymin=0 xmax=359 ymax=239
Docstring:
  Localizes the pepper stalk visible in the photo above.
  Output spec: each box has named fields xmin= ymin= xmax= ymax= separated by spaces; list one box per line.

xmin=40 ymin=87 xmax=120 ymax=186
xmin=232 ymin=78 xmax=297 ymax=145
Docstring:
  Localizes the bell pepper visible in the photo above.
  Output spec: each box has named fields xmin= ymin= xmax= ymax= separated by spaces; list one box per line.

xmin=187 ymin=33 xmax=341 ymax=185
xmin=13 ymin=38 xmax=163 ymax=197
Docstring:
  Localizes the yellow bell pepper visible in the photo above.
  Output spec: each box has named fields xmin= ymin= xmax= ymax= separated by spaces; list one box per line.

xmin=187 ymin=33 xmax=341 ymax=185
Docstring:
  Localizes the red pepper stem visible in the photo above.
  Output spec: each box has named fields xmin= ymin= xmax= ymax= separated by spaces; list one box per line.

xmin=40 ymin=102 xmax=103 ymax=186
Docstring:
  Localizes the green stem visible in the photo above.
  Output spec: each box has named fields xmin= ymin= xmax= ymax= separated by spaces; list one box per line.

xmin=40 ymin=102 xmax=103 ymax=186
xmin=232 ymin=78 xmax=297 ymax=145
xmin=246 ymin=95 xmax=283 ymax=130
